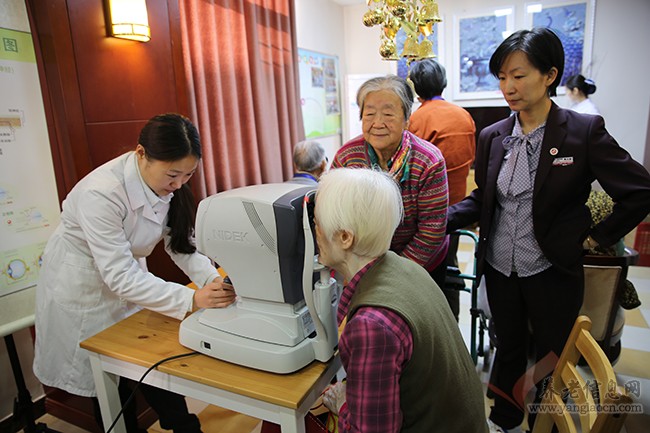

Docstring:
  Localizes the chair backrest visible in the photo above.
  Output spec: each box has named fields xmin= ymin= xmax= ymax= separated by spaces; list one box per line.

xmin=580 ymin=249 xmax=638 ymax=359
xmin=532 ymin=316 xmax=632 ymax=433
xmin=581 ymin=264 xmax=622 ymax=341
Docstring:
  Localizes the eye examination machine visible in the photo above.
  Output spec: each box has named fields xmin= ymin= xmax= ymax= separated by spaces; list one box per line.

xmin=178 ymin=183 xmax=339 ymax=374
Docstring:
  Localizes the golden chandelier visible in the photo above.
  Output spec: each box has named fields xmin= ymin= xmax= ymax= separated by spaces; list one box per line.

xmin=363 ymin=0 xmax=442 ymax=61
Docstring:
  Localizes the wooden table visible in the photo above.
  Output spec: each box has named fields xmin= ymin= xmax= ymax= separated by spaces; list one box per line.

xmin=80 ymin=309 xmax=340 ymax=433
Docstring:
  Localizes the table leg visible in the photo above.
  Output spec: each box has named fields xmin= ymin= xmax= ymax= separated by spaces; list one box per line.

xmin=88 ymin=353 xmax=126 ymax=433
xmin=278 ymin=410 xmax=306 ymax=433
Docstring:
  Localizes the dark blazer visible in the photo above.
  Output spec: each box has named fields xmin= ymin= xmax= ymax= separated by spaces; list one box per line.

xmin=448 ymin=102 xmax=650 ymax=277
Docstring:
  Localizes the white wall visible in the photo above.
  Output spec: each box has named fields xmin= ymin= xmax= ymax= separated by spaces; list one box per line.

xmin=310 ymin=0 xmax=650 ymax=165
xmin=587 ymin=0 xmax=650 ymax=164
xmin=294 ymin=0 xmax=348 ymax=164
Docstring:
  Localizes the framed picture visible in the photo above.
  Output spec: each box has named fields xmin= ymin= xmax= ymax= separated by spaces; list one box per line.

xmin=297 ymin=48 xmax=342 ymax=138
xmin=453 ymin=7 xmax=515 ymax=100
xmin=524 ymin=0 xmax=596 ymax=93
xmin=394 ymin=18 xmax=445 ymax=80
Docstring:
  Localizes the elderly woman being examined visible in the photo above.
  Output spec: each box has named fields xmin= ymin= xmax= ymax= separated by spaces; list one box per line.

xmin=317 ymin=167 xmax=487 ymax=433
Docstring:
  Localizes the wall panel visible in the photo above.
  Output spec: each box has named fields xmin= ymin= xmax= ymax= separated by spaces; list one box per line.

xmin=69 ymin=0 xmax=179 ymax=124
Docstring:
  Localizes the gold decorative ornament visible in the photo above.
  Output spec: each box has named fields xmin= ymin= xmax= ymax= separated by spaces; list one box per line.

xmin=401 ymin=35 xmax=420 ymax=58
xmin=388 ymin=2 xmax=408 ymax=18
xmin=379 ymin=39 xmax=398 ymax=59
xmin=383 ymin=17 xmax=401 ymax=39
xmin=419 ymin=0 xmax=442 ymax=23
xmin=363 ymin=0 xmax=442 ymax=66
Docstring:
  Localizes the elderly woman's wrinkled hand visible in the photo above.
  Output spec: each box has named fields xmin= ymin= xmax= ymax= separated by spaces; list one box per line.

xmin=322 ymin=381 xmax=346 ymax=415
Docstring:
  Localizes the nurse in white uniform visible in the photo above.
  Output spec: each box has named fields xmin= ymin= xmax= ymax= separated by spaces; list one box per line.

xmin=33 ymin=113 xmax=236 ymax=433
xmin=566 ymin=74 xmax=600 ymax=115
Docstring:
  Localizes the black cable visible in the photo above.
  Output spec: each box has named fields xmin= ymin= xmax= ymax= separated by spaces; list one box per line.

xmin=105 ymin=351 xmax=198 ymax=433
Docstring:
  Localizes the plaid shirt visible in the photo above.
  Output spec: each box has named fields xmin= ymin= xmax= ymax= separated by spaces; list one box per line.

xmin=332 ymin=131 xmax=449 ymax=271
xmin=337 ymin=258 xmax=413 ymax=433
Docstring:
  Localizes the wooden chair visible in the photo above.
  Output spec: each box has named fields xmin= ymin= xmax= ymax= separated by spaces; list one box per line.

xmin=532 ymin=315 xmax=633 ymax=433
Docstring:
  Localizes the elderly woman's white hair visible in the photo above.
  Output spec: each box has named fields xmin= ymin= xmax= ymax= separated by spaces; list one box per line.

xmin=357 ymin=75 xmax=414 ymax=121
xmin=315 ymin=167 xmax=403 ymax=258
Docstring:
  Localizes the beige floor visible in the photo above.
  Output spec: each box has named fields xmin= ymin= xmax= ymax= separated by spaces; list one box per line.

xmin=26 ymin=237 xmax=650 ymax=432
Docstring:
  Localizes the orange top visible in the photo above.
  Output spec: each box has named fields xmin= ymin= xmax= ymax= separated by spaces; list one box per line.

xmin=409 ymin=99 xmax=476 ymax=205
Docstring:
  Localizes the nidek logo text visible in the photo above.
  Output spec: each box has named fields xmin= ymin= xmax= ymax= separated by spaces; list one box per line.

xmin=214 ymin=230 xmax=249 ymax=242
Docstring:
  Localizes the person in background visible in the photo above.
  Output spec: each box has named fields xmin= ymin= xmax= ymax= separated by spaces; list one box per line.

xmin=287 ymin=139 xmax=328 ymax=185
xmin=33 ymin=113 xmax=237 ymax=433
xmin=408 ymin=58 xmax=476 ymax=320
xmin=331 ymin=75 xmax=449 ymax=290
xmin=447 ymin=28 xmax=650 ymax=433
xmin=317 ymin=167 xmax=488 ymax=433
xmin=565 ymin=74 xmax=600 ymax=115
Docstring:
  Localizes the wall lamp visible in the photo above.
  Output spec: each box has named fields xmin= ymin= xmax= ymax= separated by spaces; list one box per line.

xmin=105 ymin=0 xmax=151 ymax=42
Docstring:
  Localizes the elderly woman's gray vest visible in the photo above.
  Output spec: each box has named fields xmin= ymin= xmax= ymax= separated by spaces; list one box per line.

xmin=347 ymin=251 xmax=488 ymax=433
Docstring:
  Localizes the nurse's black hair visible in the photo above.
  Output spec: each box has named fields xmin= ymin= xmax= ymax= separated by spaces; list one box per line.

xmin=489 ymin=27 xmax=565 ymax=97
xmin=138 ymin=113 xmax=201 ymax=254
xmin=565 ymin=74 xmax=597 ymax=96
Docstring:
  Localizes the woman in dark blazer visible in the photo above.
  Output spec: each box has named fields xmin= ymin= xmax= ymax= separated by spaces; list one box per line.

xmin=448 ymin=27 xmax=650 ymax=433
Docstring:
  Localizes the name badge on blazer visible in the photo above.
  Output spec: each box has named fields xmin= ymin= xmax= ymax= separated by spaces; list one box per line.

xmin=552 ymin=156 xmax=574 ymax=166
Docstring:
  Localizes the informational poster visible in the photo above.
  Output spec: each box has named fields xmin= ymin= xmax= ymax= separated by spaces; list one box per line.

xmin=0 ymin=1 xmax=59 ymax=305
xmin=297 ymin=48 xmax=341 ymax=138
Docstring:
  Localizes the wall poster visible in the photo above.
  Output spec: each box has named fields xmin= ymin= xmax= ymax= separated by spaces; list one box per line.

xmin=0 ymin=0 xmax=60 ymax=335
xmin=297 ymin=48 xmax=342 ymax=138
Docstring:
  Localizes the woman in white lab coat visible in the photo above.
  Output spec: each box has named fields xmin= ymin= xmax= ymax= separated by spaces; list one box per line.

xmin=33 ymin=113 xmax=236 ymax=433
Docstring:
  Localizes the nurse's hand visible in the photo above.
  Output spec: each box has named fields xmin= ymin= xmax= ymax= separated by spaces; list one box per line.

xmin=193 ymin=277 xmax=237 ymax=309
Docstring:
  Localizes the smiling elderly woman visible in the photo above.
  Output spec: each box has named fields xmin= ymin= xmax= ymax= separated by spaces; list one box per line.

xmin=331 ymin=75 xmax=449 ymax=291
xmin=316 ymin=168 xmax=487 ymax=433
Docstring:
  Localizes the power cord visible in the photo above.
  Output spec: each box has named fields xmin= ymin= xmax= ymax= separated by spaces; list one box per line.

xmin=105 ymin=351 xmax=199 ymax=433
